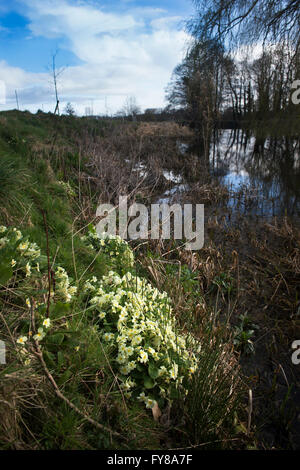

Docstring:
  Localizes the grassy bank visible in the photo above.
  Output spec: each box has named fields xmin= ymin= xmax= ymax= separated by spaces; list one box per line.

xmin=0 ymin=111 xmax=244 ymax=450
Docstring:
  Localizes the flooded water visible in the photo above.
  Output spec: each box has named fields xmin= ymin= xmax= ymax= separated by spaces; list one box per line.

xmin=209 ymin=130 xmax=300 ymax=218
xmin=157 ymin=129 xmax=300 ymax=220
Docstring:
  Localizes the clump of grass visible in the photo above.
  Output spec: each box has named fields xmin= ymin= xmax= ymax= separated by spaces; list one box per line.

xmin=0 ymin=154 xmax=30 ymax=215
xmin=174 ymin=326 xmax=243 ymax=448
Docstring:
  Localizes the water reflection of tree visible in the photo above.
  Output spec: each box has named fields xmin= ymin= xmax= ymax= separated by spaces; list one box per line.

xmin=208 ymin=130 xmax=300 ymax=216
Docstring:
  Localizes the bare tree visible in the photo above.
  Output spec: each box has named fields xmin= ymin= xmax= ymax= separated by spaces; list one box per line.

xmin=50 ymin=51 xmax=66 ymax=116
xmin=120 ymin=95 xmax=141 ymax=120
xmin=188 ymin=0 xmax=300 ymax=51
xmin=64 ymin=102 xmax=76 ymax=116
xmin=166 ymin=39 xmax=234 ymax=126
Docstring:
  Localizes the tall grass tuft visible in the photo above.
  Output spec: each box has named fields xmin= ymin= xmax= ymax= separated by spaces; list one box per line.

xmin=178 ymin=325 xmax=243 ymax=448
xmin=0 ymin=154 xmax=29 ymax=208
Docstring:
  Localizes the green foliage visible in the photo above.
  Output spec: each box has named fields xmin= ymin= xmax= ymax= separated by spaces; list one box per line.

xmin=165 ymin=264 xmax=199 ymax=296
xmin=233 ymin=314 xmax=259 ymax=355
xmin=211 ymin=272 xmax=235 ymax=296
xmin=81 ymin=225 xmax=135 ymax=274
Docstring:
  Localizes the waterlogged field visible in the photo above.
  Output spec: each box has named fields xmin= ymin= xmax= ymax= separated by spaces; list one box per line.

xmin=0 ymin=111 xmax=299 ymax=449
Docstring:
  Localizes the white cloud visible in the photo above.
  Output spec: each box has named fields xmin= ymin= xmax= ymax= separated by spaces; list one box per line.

xmin=0 ymin=60 xmax=47 ymax=93
xmin=0 ymin=59 xmax=54 ymax=110
xmin=150 ymin=16 xmax=183 ymax=30
xmin=23 ymin=0 xmax=141 ymax=38
xmin=0 ymin=0 xmax=189 ymax=114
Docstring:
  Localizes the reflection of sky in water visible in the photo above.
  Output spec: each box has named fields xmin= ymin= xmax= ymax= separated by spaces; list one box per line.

xmin=209 ymin=130 xmax=300 ymax=218
xmin=163 ymin=170 xmax=182 ymax=183
xmin=157 ymin=184 xmax=189 ymax=204
xmin=152 ymin=131 xmax=300 ymax=219
xmin=222 ymin=170 xmax=250 ymax=190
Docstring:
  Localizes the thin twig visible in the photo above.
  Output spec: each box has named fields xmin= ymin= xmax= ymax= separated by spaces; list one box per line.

xmin=247 ymin=389 xmax=253 ymax=436
xmin=41 ymin=210 xmax=51 ymax=318
xmin=32 ymin=339 xmax=126 ymax=441
xmin=29 ymin=301 xmax=126 ymax=442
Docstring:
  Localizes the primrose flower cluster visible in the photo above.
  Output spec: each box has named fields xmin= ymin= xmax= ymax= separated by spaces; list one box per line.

xmin=0 ymin=225 xmax=41 ymax=279
xmin=0 ymin=226 xmax=77 ymax=358
xmin=54 ymin=266 xmax=77 ymax=302
xmin=84 ymin=270 xmax=199 ymax=408
xmin=57 ymin=180 xmax=76 ymax=197
xmin=0 ymin=226 xmax=77 ymax=304
xmin=1 ymin=224 xmax=201 ymax=411
xmin=81 ymin=225 xmax=134 ymax=271
xmin=16 ymin=316 xmax=52 ymax=365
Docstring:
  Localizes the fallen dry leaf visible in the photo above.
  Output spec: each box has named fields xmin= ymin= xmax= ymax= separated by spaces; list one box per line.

xmin=152 ymin=402 xmax=162 ymax=421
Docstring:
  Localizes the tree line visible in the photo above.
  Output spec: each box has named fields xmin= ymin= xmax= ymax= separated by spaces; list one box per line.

xmin=166 ymin=0 xmax=300 ymax=133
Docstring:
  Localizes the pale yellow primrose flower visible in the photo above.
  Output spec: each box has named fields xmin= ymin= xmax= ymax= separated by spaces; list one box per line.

xmin=18 ymin=240 xmax=29 ymax=252
xmin=33 ymin=328 xmax=45 ymax=341
xmin=138 ymin=350 xmax=148 ymax=363
xmin=13 ymin=228 xmax=22 ymax=240
xmin=145 ymin=398 xmax=156 ymax=409
xmin=42 ymin=318 xmax=51 ymax=328
xmin=137 ymin=392 xmax=146 ymax=402
xmin=103 ymin=332 xmax=114 ymax=341
xmin=17 ymin=336 xmax=28 ymax=345
xmin=25 ymin=263 xmax=31 ymax=277
xmin=170 ymin=363 xmax=178 ymax=380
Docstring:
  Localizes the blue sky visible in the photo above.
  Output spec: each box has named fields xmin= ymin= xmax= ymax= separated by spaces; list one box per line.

xmin=0 ymin=0 xmax=193 ymax=114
